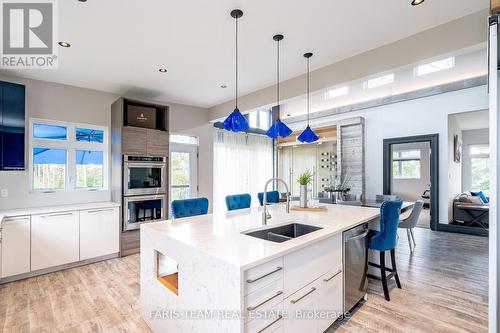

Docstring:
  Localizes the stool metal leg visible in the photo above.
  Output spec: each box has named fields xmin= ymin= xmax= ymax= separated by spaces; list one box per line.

xmin=410 ymin=228 xmax=416 ymax=248
xmin=406 ymin=229 xmax=413 ymax=252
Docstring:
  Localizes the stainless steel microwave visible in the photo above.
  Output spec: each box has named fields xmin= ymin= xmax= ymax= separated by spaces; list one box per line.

xmin=123 ymin=155 xmax=166 ymax=196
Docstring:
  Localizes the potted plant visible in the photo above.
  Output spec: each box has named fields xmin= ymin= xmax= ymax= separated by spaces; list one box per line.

xmin=297 ymin=170 xmax=313 ymax=208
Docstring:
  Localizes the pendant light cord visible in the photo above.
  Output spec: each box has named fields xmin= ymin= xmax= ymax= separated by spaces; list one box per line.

xmin=307 ymin=56 xmax=310 ymax=126
xmin=235 ymin=15 xmax=239 ymax=110
xmin=277 ymin=39 xmax=280 ymax=113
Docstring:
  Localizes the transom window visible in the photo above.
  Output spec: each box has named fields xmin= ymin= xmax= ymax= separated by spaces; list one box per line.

xmin=392 ymin=149 xmax=421 ymax=179
xmin=248 ymin=110 xmax=271 ymax=130
xmin=30 ymin=119 xmax=108 ymax=192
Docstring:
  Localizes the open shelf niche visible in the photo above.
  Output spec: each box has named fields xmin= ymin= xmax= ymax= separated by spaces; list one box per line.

xmin=155 ymin=250 xmax=179 ymax=295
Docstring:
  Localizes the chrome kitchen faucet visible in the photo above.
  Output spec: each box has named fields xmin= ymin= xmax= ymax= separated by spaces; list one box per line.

xmin=262 ymin=178 xmax=290 ymax=225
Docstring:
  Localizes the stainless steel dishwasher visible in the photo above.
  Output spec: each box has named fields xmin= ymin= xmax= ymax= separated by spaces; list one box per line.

xmin=343 ymin=223 xmax=369 ymax=313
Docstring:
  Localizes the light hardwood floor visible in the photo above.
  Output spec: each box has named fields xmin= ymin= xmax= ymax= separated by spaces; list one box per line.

xmin=0 ymin=228 xmax=488 ymax=333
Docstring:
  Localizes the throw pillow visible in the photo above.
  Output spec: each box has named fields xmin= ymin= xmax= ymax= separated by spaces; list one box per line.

xmin=468 ymin=196 xmax=484 ymax=205
xmin=471 ymin=191 xmax=489 ymax=204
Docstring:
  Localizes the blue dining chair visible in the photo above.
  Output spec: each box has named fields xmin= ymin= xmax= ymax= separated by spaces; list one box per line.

xmin=257 ymin=191 xmax=280 ymax=206
xmin=225 ymin=194 xmax=251 ymax=211
xmin=367 ymin=200 xmax=403 ymax=301
xmin=171 ymin=198 xmax=209 ymax=219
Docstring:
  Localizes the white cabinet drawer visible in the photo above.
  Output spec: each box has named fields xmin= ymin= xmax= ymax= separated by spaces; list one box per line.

xmin=245 ymin=278 xmax=284 ymax=323
xmin=245 ymin=257 xmax=283 ymax=295
xmin=283 ymin=234 xmax=341 ymax=297
xmin=1 ymin=216 xmax=31 ymax=278
xmin=283 ymin=280 xmax=319 ymax=333
xmin=316 ymin=268 xmax=343 ymax=333
xmin=80 ymin=207 xmax=119 ymax=260
xmin=31 ymin=211 xmax=79 ymax=271
xmin=245 ymin=302 xmax=283 ymax=333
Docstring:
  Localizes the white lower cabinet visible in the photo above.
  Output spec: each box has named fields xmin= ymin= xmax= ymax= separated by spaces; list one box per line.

xmin=283 ymin=279 xmax=319 ymax=333
xmin=1 ymin=216 xmax=31 ymax=278
xmin=316 ymin=268 xmax=343 ymax=333
xmin=80 ymin=207 xmax=119 ymax=260
xmin=245 ymin=302 xmax=284 ymax=333
xmin=31 ymin=211 xmax=80 ymax=271
xmin=283 ymin=269 xmax=343 ymax=333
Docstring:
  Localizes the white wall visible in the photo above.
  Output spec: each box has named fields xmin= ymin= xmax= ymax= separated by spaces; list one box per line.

xmin=299 ymin=85 xmax=488 ymax=225
xmin=392 ymin=142 xmax=430 ymax=202
xmin=168 ymin=103 xmax=214 ymax=211
xmin=0 ymin=75 xmax=213 ymax=210
xmin=448 ymin=114 xmax=463 ymax=222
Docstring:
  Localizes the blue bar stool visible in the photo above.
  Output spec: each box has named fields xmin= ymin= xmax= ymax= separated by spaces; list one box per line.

xmin=367 ymin=200 xmax=403 ymax=301
xmin=225 ymin=194 xmax=251 ymax=211
xmin=171 ymin=198 xmax=209 ymax=219
xmin=257 ymin=191 xmax=280 ymax=206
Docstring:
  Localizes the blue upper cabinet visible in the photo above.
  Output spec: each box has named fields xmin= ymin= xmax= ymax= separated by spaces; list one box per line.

xmin=0 ymin=81 xmax=26 ymax=171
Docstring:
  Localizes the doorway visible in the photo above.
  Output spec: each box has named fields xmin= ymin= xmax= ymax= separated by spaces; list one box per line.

xmin=169 ymin=142 xmax=198 ymax=205
xmin=383 ymin=134 xmax=439 ymax=231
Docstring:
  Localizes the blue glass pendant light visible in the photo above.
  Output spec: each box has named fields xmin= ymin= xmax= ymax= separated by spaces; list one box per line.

xmin=223 ymin=9 xmax=249 ymax=132
xmin=266 ymin=34 xmax=292 ymax=139
xmin=297 ymin=52 xmax=319 ymax=143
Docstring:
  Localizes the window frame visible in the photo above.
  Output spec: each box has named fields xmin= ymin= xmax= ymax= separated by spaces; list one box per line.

xmin=392 ymin=149 xmax=421 ymax=179
xmin=29 ymin=118 xmax=109 ymax=192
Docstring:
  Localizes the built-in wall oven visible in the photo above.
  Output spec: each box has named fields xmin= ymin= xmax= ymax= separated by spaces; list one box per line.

xmin=123 ymin=194 xmax=167 ymax=231
xmin=123 ymin=155 xmax=166 ymax=196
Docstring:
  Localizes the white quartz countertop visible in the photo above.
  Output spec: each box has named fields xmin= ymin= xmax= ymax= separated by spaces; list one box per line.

xmin=0 ymin=201 xmax=121 ymax=223
xmin=142 ymin=202 xmax=409 ymax=270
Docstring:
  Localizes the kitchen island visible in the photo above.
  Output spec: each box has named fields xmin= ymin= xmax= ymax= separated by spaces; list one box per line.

xmin=140 ymin=203 xmax=402 ymax=333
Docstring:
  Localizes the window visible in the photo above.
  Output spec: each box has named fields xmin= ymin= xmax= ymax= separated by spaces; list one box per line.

xmin=32 ymin=148 xmax=66 ymax=190
xmin=469 ymin=144 xmax=490 ymax=195
xmin=248 ymin=110 xmax=271 ymax=130
xmin=213 ymin=130 xmax=273 ymax=213
xmin=324 ymin=86 xmax=349 ymax=100
xmin=33 ymin=124 xmax=67 ymax=140
xmin=30 ymin=119 xmax=108 ymax=191
xmin=170 ymin=134 xmax=199 ymax=145
xmin=392 ymin=149 xmax=421 ymax=179
xmin=76 ymin=150 xmax=104 ymax=188
xmin=416 ymin=57 xmax=455 ymax=76
xmin=363 ymin=74 xmax=394 ymax=89
xmin=76 ymin=128 xmax=104 ymax=143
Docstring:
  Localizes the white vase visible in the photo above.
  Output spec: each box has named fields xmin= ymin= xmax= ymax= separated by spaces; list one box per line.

xmin=300 ymin=184 xmax=308 ymax=208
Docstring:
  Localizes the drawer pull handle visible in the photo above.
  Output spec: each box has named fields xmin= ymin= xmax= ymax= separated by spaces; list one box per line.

xmin=290 ymin=287 xmax=316 ymax=304
xmin=324 ymin=269 xmax=342 ymax=282
xmin=87 ymin=208 xmax=115 ymax=214
xmin=257 ymin=315 xmax=283 ymax=333
xmin=41 ymin=212 xmax=74 ymax=218
xmin=246 ymin=266 xmax=282 ymax=284
xmin=247 ymin=291 xmax=283 ymax=311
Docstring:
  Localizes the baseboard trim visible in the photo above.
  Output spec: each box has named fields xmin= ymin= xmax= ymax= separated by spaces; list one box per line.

xmin=0 ymin=252 xmax=120 ymax=284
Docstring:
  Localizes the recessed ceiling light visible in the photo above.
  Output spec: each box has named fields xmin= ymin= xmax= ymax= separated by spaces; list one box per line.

xmin=158 ymin=68 xmax=167 ymax=73
xmin=220 ymin=85 xmax=227 ymax=88
xmin=78 ymin=0 xmax=87 ymax=2
xmin=58 ymin=41 xmax=71 ymax=48
xmin=411 ymin=0 xmax=425 ymax=6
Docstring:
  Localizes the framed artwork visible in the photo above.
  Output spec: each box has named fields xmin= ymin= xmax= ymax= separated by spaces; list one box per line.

xmin=454 ymin=134 xmax=462 ymax=163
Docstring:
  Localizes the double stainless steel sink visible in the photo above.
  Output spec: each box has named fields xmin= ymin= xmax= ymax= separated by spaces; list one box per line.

xmin=243 ymin=223 xmax=323 ymax=243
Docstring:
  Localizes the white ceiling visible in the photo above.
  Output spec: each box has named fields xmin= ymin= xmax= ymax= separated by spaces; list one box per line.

xmin=0 ymin=0 xmax=488 ymax=108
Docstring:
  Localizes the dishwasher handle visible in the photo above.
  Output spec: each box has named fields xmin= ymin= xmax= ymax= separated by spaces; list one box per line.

xmin=344 ymin=229 xmax=369 ymax=243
